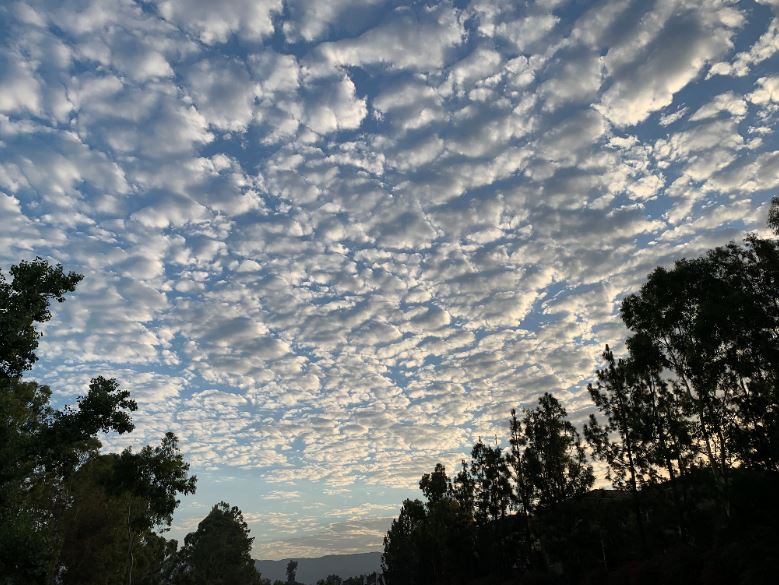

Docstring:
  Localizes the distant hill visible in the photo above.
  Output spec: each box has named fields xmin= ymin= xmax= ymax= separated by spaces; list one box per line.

xmin=255 ymin=551 xmax=382 ymax=584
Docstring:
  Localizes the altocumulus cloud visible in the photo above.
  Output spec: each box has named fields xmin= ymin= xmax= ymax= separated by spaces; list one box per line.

xmin=2 ymin=0 xmax=779 ymax=559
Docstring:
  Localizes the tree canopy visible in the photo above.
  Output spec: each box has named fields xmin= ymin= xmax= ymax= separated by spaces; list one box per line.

xmin=174 ymin=502 xmax=261 ymax=585
xmin=0 ymin=258 xmax=196 ymax=585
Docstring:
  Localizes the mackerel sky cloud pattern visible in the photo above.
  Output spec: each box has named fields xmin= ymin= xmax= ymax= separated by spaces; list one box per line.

xmin=2 ymin=0 xmax=779 ymax=559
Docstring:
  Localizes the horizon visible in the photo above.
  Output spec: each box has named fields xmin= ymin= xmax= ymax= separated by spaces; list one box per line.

xmin=2 ymin=0 xmax=778 ymax=559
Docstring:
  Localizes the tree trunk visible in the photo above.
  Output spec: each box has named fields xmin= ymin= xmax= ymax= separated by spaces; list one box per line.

xmin=126 ymin=501 xmax=135 ymax=585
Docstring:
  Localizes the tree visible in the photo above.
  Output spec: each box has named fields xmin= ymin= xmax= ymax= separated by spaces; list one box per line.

xmin=419 ymin=463 xmax=449 ymax=505
xmin=108 ymin=433 xmax=197 ymax=585
xmin=0 ymin=257 xmax=82 ymax=379
xmin=519 ymin=393 xmax=594 ymax=510
xmin=451 ymin=459 xmax=475 ymax=518
xmin=624 ymin=332 xmax=694 ymax=485
xmin=620 ymin=224 xmax=779 ymax=496
xmin=286 ymin=560 xmax=298 ymax=584
xmin=178 ymin=502 xmax=261 ymax=585
xmin=57 ymin=455 xmax=181 ymax=585
xmin=469 ymin=439 xmax=512 ymax=526
xmin=507 ymin=408 xmax=534 ymax=567
xmin=508 ymin=409 xmax=532 ymax=518
xmin=584 ymin=345 xmax=652 ymax=549
xmin=0 ymin=259 xmax=139 ymax=584
xmin=417 ymin=463 xmax=476 ymax=584
xmin=768 ymin=196 xmax=779 ymax=235
xmin=382 ymin=499 xmax=426 ymax=585
xmin=0 ymin=258 xmax=196 ymax=585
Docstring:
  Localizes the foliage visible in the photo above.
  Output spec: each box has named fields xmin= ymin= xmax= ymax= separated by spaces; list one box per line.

xmin=769 ymin=196 xmax=779 ymax=235
xmin=0 ymin=257 xmax=82 ymax=379
xmin=382 ymin=394 xmax=592 ymax=584
xmin=57 ymin=455 xmax=181 ymax=585
xmin=382 ymin=499 xmax=427 ymax=585
xmin=519 ymin=393 xmax=594 ymax=510
xmin=382 ymin=205 xmax=779 ymax=584
xmin=286 ymin=560 xmax=298 ymax=584
xmin=0 ymin=258 xmax=195 ymax=585
xmin=176 ymin=502 xmax=261 ymax=585
xmin=317 ymin=574 xmax=380 ymax=585
xmin=620 ymin=228 xmax=779 ymax=502
xmin=469 ymin=439 xmax=512 ymax=525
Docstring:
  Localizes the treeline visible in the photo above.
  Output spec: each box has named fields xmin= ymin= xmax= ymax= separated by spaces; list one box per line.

xmin=0 ymin=260 xmax=268 ymax=585
xmin=382 ymin=200 xmax=779 ymax=584
xmin=316 ymin=573 xmax=381 ymax=585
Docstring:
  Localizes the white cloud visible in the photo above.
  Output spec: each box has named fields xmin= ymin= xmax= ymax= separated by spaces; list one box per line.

xmin=598 ymin=4 xmax=741 ymax=126
xmin=708 ymin=18 xmax=779 ymax=78
xmin=749 ymin=75 xmax=779 ymax=105
xmin=2 ymin=0 xmax=775 ymax=559
xmin=282 ymin=0 xmax=385 ymax=43
xmin=316 ymin=5 xmax=464 ymax=72
xmin=301 ymin=75 xmax=367 ymax=135
xmin=689 ymin=91 xmax=747 ymax=121
xmin=186 ymin=57 xmax=256 ymax=131
xmin=0 ymin=52 xmax=42 ymax=115
xmin=152 ymin=0 xmax=282 ymax=44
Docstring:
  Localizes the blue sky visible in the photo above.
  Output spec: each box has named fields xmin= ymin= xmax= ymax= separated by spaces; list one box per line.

xmin=2 ymin=0 xmax=779 ymax=560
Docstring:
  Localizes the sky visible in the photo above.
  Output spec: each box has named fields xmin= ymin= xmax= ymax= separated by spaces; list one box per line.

xmin=1 ymin=0 xmax=779 ymax=560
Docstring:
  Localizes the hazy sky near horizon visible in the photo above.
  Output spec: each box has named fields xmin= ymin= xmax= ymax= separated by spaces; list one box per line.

xmin=2 ymin=0 xmax=779 ymax=559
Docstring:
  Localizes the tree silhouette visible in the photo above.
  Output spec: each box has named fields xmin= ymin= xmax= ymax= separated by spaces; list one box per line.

xmin=0 ymin=259 xmax=195 ymax=585
xmin=178 ymin=502 xmax=261 ymax=585
xmin=419 ymin=463 xmax=449 ymax=505
xmin=620 ymin=223 xmax=779 ymax=519
xmin=0 ymin=257 xmax=82 ymax=379
xmin=519 ymin=393 xmax=594 ymax=509
xmin=585 ymin=345 xmax=651 ymax=549
xmin=382 ymin=499 xmax=426 ymax=585
xmin=286 ymin=560 xmax=298 ymax=584
xmin=768 ymin=196 xmax=779 ymax=235
xmin=469 ymin=439 xmax=512 ymax=526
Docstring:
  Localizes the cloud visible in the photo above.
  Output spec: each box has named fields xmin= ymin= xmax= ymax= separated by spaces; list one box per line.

xmin=0 ymin=52 xmax=43 ymax=115
xmin=185 ymin=57 xmax=256 ymax=131
xmin=689 ymin=91 xmax=748 ymax=121
xmin=708 ymin=18 xmax=779 ymax=78
xmin=749 ymin=75 xmax=779 ymax=105
xmin=2 ymin=0 xmax=775 ymax=559
xmin=301 ymin=75 xmax=368 ymax=135
xmin=282 ymin=0 xmax=386 ymax=43
xmin=316 ymin=4 xmax=464 ymax=72
xmin=598 ymin=5 xmax=741 ymax=126
xmin=152 ymin=0 xmax=282 ymax=45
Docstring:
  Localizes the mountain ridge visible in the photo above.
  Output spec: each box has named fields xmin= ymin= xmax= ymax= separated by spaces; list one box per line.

xmin=255 ymin=551 xmax=382 ymax=584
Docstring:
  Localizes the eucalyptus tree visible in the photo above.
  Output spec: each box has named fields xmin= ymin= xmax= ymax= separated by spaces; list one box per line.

xmin=110 ymin=433 xmax=197 ymax=585
xmin=620 ymin=218 xmax=779 ymax=484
